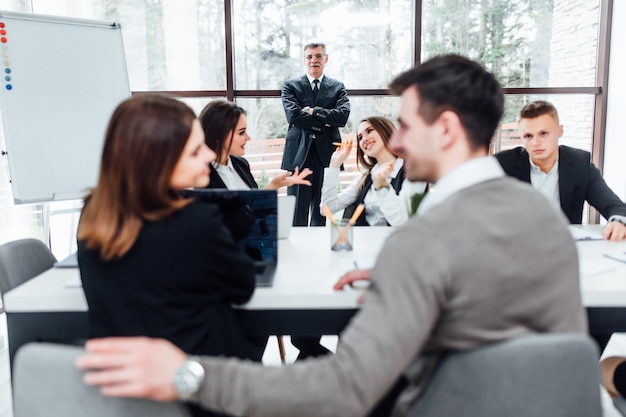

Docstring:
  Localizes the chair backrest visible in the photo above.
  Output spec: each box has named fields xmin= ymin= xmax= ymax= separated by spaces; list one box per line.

xmin=0 ymin=238 xmax=57 ymax=299
xmin=411 ymin=333 xmax=602 ymax=417
xmin=12 ymin=342 xmax=191 ymax=417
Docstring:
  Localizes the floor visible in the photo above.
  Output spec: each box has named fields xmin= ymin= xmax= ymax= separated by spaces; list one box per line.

xmin=0 ymin=312 xmax=337 ymax=417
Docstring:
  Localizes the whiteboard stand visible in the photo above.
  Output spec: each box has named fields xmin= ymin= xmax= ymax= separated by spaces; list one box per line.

xmin=0 ymin=11 xmax=130 ymax=204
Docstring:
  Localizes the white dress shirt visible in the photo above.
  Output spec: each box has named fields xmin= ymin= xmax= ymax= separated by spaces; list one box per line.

xmin=418 ymin=156 xmax=505 ymax=217
xmin=529 ymin=156 xmax=561 ymax=212
xmin=321 ymin=158 xmax=427 ymax=226
xmin=212 ymin=157 xmax=251 ymax=190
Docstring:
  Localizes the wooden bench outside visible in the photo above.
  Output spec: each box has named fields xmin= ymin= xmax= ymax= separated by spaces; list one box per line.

xmin=245 ymin=134 xmax=362 ymax=189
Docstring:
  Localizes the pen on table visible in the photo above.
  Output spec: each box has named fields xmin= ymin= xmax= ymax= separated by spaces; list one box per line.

xmin=353 ymin=260 xmax=359 ymax=270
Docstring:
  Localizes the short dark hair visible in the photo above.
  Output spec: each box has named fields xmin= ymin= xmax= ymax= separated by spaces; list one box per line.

xmin=389 ymin=54 xmax=504 ymax=151
xmin=199 ymin=99 xmax=246 ymax=163
xmin=519 ymin=100 xmax=560 ymax=124
xmin=304 ymin=42 xmax=326 ymax=53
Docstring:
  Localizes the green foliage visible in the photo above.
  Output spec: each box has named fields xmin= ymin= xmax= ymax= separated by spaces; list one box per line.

xmin=257 ymin=168 xmax=270 ymax=189
xmin=409 ymin=192 xmax=426 ymax=217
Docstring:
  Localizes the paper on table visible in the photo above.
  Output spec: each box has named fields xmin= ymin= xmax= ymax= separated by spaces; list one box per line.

xmin=569 ymin=226 xmax=604 ymax=241
xmin=601 ymin=333 xmax=626 ymax=361
xmin=604 ymin=251 xmax=626 ymax=264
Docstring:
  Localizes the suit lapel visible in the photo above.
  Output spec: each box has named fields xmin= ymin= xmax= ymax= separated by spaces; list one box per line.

xmin=515 ymin=149 xmax=532 ymax=183
xmin=300 ymin=76 xmax=316 ymax=105
xmin=558 ymin=146 xmax=575 ymax=214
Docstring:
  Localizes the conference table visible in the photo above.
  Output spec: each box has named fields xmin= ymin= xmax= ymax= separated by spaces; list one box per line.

xmin=5 ymin=225 xmax=626 ymax=365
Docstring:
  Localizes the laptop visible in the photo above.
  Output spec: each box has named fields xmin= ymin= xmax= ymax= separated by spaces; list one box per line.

xmin=182 ymin=188 xmax=278 ymax=287
xmin=278 ymin=195 xmax=296 ymax=239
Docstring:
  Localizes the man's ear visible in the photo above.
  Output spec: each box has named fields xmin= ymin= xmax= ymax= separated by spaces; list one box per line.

xmin=558 ymin=124 xmax=564 ymax=138
xmin=437 ymin=110 xmax=462 ymax=150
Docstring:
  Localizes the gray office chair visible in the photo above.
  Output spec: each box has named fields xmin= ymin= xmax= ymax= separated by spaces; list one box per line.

xmin=411 ymin=333 xmax=602 ymax=417
xmin=12 ymin=342 xmax=191 ymax=417
xmin=0 ymin=238 xmax=57 ymax=300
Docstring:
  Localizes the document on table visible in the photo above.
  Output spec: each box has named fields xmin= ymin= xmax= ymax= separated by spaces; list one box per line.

xmin=569 ymin=226 xmax=604 ymax=241
xmin=601 ymin=333 xmax=626 ymax=360
xmin=604 ymin=251 xmax=626 ymax=265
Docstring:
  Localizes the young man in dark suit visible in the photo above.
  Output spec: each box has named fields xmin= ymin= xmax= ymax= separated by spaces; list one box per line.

xmin=281 ymin=42 xmax=351 ymax=227
xmin=495 ymin=100 xmax=626 ymax=241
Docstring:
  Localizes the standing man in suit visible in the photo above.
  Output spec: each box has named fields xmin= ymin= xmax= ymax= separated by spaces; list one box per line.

xmin=494 ymin=100 xmax=626 ymax=241
xmin=281 ymin=42 xmax=351 ymax=226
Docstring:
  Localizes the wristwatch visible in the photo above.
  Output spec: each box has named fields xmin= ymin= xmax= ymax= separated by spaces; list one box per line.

xmin=173 ymin=356 xmax=205 ymax=401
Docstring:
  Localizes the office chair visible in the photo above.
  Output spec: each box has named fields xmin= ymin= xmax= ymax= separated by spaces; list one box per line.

xmin=411 ymin=333 xmax=602 ymax=417
xmin=0 ymin=238 xmax=57 ymax=300
xmin=12 ymin=342 xmax=191 ymax=417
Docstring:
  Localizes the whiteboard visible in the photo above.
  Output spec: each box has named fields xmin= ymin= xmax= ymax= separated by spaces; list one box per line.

xmin=0 ymin=11 xmax=130 ymax=203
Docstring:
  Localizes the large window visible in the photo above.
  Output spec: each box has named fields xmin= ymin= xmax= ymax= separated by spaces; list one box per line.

xmin=233 ymin=0 xmax=414 ymax=90
xmin=0 ymin=0 xmax=612 ymax=251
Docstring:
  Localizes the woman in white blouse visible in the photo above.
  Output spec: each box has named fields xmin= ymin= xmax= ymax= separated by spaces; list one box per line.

xmin=199 ymin=100 xmax=312 ymax=190
xmin=321 ymin=116 xmax=427 ymax=226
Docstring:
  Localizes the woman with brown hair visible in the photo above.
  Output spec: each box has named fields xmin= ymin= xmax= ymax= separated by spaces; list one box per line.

xmin=321 ymin=116 xmax=428 ymax=226
xmin=77 ymin=95 xmax=264 ymax=417
xmin=200 ymin=99 xmax=312 ymax=190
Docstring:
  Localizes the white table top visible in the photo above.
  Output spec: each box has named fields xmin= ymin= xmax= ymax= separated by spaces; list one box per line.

xmin=4 ymin=225 xmax=626 ymax=313
xmin=4 ymin=226 xmax=393 ymax=313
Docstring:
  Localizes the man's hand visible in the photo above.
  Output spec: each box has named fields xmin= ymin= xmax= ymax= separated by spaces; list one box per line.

xmin=603 ymin=221 xmax=626 ymax=242
xmin=301 ymin=106 xmax=314 ymax=115
xmin=333 ymin=269 xmax=372 ymax=304
xmin=75 ymin=337 xmax=187 ymax=401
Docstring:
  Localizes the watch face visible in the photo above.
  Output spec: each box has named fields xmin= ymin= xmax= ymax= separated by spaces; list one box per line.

xmin=174 ymin=359 xmax=205 ymax=400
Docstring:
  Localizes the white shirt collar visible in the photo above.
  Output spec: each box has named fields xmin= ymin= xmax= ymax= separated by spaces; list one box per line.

xmin=306 ymin=73 xmax=324 ymax=85
xmin=417 ymin=156 xmax=505 ymax=216
xmin=212 ymin=156 xmax=251 ymax=190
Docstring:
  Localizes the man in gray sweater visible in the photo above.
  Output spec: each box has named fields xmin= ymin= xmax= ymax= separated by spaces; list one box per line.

xmin=77 ymin=55 xmax=587 ymax=417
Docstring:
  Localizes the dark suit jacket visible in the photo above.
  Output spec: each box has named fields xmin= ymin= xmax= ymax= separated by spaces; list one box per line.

xmin=207 ymin=155 xmax=258 ymax=189
xmin=281 ymin=75 xmax=350 ymax=170
xmin=494 ymin=145 xmax=626 ymax=223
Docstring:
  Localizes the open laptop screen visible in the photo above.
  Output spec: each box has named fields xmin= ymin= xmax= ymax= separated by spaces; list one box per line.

xmin=181 ymin=189 xmax=278 ymax=264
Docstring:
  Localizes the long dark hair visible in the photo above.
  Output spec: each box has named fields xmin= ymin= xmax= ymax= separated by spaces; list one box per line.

xmin=77 ymin=94 xmax=196 ymax=260
xmin=199 ymin=100 xmax=246 ymax=164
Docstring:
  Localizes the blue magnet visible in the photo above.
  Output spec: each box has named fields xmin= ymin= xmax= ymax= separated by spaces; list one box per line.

xmin=4 ymin=76 xmax=10 ymax=81
xmin=6 ymin=84 xmax=12 ymax=90
xmin=4 ymin=68 xmax=10 ymax=73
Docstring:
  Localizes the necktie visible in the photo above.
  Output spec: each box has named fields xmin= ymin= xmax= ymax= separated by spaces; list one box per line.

xmin=313 ymin=79 xmax=320 ymax=97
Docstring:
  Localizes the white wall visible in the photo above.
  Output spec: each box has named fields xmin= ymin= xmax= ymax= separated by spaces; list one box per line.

xmin=604 ymin=1 xmax=626 ymax=200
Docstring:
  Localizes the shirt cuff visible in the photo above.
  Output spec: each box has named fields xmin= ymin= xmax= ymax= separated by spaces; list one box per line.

xmin=608 ymin=215 xmax=626 ymax=226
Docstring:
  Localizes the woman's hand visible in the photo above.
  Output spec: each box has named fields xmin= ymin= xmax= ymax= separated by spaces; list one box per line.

xmin=371 ymin=160 xmax=395 ymax=190
xmin=266 ymin=167 xmax=313 ymax=189
xmin=329 ymin=140 xmax=353 ymax=169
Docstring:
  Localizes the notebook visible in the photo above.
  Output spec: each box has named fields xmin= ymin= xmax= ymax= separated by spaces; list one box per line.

xmin=182 ymin=188 xmax=278 ymax=287
xmin=278 ymin=195 xmax=296 ymax=239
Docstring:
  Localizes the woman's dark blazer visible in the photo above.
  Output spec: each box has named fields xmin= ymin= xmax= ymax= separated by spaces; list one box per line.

xmin=207 ymin=155 xmax=259 ymax=189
